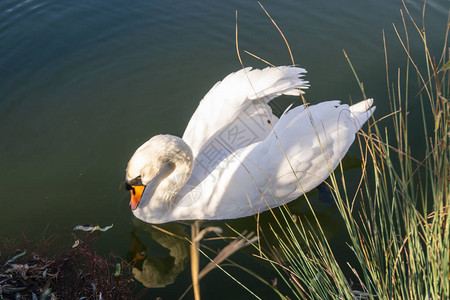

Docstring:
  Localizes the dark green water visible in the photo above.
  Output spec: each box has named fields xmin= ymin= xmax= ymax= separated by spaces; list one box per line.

xmin=1 ymin=0 xmax=448 ymax=298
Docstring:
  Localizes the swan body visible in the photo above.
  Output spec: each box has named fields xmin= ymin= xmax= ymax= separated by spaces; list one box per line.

xmin=126 ymin=66 xmax=375 ymax=224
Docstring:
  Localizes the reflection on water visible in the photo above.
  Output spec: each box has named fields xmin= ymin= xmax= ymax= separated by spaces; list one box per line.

xmin=129 ymin=219 xmax=189 ymax=288
xmin=127 ymin=186 xmax=342 ymax=290
xmin=221 ymin=192 xmax=343 ymax=257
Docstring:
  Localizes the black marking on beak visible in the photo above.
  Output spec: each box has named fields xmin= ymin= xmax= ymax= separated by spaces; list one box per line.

xmin=125 ymin=182 xmax=133 ymax=191
xmin=125 ymin=176 xmax=143 ymax=193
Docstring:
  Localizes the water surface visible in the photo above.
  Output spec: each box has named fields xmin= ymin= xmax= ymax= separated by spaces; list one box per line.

xmin=1 ymin=0 xmax=448 ymax=298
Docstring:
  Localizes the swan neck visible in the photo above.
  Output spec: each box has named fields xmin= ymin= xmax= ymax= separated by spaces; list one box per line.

xmin=128 ymin=134 xmax=194 ymax=207
xmin=153 ymin=137 xmax=194 ymax=205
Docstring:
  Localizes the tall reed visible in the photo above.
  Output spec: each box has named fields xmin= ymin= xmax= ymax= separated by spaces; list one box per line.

xmin=250 ymin=1 xmax=449 ymax=299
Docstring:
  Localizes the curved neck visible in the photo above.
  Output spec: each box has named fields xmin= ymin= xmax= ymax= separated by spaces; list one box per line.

xmin=154 ymin=159 xmax=192 ymax=206
xmin=127 ymin=134 xmax=194 ymax=207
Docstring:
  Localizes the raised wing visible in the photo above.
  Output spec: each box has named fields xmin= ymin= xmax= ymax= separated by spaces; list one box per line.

xmin=182 ymin=66 xmax=309 ymax=182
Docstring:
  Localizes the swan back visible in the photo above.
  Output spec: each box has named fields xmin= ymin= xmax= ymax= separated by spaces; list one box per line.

xmin=200 ymin=99 xmax=375 ymax=219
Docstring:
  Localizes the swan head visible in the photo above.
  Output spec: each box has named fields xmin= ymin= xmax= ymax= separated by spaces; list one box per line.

xmin=125 ymin=134 xmax=194 ymax=210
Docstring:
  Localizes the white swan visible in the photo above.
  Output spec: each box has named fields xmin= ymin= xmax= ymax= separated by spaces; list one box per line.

xmin=125 ymin=66 xmax=375 ymax=224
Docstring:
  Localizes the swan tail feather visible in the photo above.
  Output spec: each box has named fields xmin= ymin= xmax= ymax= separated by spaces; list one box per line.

xmin=349 ymin=98 xmax=375 ymax=130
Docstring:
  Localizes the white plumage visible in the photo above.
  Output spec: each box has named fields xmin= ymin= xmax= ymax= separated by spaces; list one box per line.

xmin=126 ymin=66 xmax=375 ymax=224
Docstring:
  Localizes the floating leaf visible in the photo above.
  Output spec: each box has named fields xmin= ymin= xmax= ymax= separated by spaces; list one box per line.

xmin=4 ymin=250 xmax=26 ymax=265
xmin=3 ymin=285 xmax=27 ymax=292
xmin=114 ymin=263 xmax=121 ymax=277
xmin=72 ymin=239 xmax=80 ymax=248
xmin=41 ymin=288 xmax=52 ymax=300
xmin=73 ymin=224 xmax=114 ymax=232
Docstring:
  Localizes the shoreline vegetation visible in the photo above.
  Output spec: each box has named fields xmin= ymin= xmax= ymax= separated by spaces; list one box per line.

xmin=0 ymin=233 xmax=138 ymax=299
xmin=1 ymin=1 xmax=448 ymax=299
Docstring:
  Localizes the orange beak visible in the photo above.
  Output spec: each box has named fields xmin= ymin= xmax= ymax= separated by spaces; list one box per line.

xmin=130 ymin=185 xmax=145 ymax=210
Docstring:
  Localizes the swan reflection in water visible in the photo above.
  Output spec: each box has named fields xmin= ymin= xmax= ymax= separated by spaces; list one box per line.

xmin=128 ymin=219 xmax=189 ymax=288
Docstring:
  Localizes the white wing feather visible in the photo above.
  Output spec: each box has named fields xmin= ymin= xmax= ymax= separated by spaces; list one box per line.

xmin=182 ymin=66 xmax=309 ymax=182
xmin=201 ymin=99 xmax=375 ymax=219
